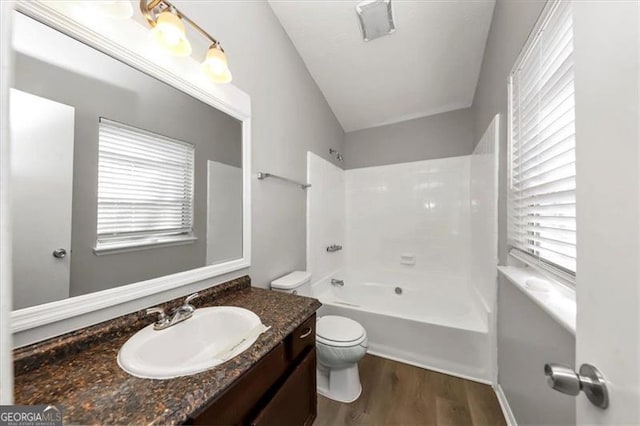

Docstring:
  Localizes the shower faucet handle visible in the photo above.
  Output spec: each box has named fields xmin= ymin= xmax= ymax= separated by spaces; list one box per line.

xmin=326 ymin=245 xmax=343 ymax=253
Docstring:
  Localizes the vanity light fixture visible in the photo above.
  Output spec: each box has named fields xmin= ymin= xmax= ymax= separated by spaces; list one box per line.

xmin=202 ymin=42 xmax=232 ymax=84
xmin=140 ymin=0 xmax=233 ymax=83
xmin=148 ymin=9 xmax=192 ymax=57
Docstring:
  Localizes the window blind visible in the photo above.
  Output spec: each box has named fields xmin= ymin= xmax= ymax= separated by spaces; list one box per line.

xmin=508 ymin=0 xmax=576 ymax=276
xmin=96 ymin=118 xmax=195 ymax=249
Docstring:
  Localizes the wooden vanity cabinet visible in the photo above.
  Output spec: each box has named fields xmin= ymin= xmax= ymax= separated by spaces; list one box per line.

xmin=186 ymin=313 xmax=317 ymax=426
xmin=250 ymin=349 xmax=317 ymax=426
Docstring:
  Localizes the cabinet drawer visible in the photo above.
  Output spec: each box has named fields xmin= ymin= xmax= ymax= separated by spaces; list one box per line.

xmin=286 ymin=314 xmax=315 ymax=362
xmin=251 ymin=349 xmax=317 ymax=426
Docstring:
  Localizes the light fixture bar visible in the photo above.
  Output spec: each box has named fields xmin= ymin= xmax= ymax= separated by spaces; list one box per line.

xmin=141 ymin=0 xmax=232 ymax=83
xmin=140 ymin=0 xmax=221 ymax=47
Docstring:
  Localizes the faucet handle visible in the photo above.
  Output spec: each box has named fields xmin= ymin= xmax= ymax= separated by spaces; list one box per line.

xmin=146 ymin=307 xmax=167 ymax=322
xmin=184 ymin=292 xmax=200 ymax=306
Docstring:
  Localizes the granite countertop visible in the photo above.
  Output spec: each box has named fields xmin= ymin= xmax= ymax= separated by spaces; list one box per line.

xmin=13 ymin=276 xmax=321 ymax=425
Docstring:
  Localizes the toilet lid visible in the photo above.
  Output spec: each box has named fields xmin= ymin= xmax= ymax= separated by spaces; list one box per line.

xmin=316 ymin=316 xmax=365 ymax=343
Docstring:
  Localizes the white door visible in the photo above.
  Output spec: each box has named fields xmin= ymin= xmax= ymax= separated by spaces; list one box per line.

xmin=10 ymin=89 xmax=75 ymax=309
xmin=572 ymin=1 xmax=640 ymax=423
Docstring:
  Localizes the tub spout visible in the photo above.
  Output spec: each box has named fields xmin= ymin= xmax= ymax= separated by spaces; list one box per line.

xmin=331 ymin=279 xmax=345 ymax=287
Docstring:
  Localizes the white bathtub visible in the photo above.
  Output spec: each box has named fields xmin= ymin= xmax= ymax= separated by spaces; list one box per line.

xmin=313 ymin=274 xmax=491 ymax=383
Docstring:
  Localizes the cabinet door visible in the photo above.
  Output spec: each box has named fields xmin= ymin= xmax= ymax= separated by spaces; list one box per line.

xmin=251 ymin=349 xmax=317 ymax=426
xmin=189 ymin=343 xmax=289 ymax=425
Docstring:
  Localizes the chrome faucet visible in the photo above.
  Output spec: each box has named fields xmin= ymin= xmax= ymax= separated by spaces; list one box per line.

xmin=146 ymin=292 xmax=200 ymax=330
xmin=331 ymin=279 xmax=344 ymax=287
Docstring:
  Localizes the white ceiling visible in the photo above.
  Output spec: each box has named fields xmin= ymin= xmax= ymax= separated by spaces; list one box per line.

xmin=268 ymin=0 xmax=495 ymax=132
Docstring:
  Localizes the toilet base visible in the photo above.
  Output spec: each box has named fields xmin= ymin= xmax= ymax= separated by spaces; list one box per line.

xmin=316 ymin=363 xmax=362 ymax=403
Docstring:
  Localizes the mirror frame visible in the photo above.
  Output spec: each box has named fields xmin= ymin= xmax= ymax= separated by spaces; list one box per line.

xmin=8 ymin=1 xmax=252 ymax=337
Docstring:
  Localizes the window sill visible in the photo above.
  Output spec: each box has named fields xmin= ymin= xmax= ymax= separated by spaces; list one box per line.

xmin=509 ymin=249 xmax=575 ymax=287
xmin=498 ymin=265 xmax=576 ymax=335
xmin=94 ymin=235 xmax=197 ymax=255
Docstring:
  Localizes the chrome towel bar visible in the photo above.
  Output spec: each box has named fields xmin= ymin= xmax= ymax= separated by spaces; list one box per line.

xmin=257 ymin=172 xmax=311 ymax=190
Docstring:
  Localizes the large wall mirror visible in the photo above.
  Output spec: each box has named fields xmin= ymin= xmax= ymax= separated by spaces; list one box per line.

xmin=9 ymin=3 xmax=251 ymax=335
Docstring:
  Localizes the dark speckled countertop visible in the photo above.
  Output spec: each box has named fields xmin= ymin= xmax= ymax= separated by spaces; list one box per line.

xmin=13 ymin=276 xmax=321 ymax=425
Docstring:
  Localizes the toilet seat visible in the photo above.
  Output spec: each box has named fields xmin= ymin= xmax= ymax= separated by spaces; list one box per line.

xmin=316 ymin=316 xmax=366 ymax=347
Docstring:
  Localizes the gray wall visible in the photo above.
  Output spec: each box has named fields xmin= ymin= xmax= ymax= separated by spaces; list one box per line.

xmin=172 ymin=1 xmax=345 ymax=289
xmin=471 ymin=1 xmax=576 ymax=424
xmin=14 ymin=21 xmax=243 ymax=297
xmin=343 ymin=107 xmax=474 ymax=169
xmin=470 ymin=0 xmax=546 ymax=265
xmin=498 ymin=276 xmax=575 ymax=425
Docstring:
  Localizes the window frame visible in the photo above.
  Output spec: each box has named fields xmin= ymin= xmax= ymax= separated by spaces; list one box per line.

xmin=94 ymin=118 xmax=197 ymax=255
xmin=507 ymin=0 xmax=577 ymax=285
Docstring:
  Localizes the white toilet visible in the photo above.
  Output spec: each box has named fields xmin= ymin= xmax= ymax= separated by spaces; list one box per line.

xmin=271 ymin=271 xmax=368 ymax=403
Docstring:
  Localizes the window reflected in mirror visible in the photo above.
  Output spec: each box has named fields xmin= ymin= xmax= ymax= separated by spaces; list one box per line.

xmin=95 ymin=118 xmax=196 ymax=253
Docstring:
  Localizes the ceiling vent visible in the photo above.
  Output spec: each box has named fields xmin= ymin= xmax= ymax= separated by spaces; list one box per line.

xmin=356 ymin=0 xmax=395 ymax=42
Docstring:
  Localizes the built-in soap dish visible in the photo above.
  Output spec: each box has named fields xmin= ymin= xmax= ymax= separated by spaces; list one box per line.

xmin=400 ymin=253 xmax=415 ymax=266
xmin=525 ymin=277 xmax=551 ymax=292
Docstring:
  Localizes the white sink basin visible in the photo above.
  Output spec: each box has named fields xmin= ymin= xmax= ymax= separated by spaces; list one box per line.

xmin=118 ymin=306 xmax=268 ymax=379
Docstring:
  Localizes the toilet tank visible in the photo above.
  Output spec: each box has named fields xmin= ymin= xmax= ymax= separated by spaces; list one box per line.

xmin=271 ymin=271 xmax=313 ymax=296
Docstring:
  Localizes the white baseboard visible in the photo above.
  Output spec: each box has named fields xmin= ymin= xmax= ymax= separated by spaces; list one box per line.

xmin=494 ymin=384 xmax=517 ymax=426
xmin=366 ymin=349 xmax=493 ymax=386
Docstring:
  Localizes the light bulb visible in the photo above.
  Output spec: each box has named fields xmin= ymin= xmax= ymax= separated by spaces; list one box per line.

xmin=149 ymin=11 xmax=192 ymax=57
xmin=160 ymin=25 xmax=182 ymax=47
xmin=202 ymin=44 xmax=233 ymax=84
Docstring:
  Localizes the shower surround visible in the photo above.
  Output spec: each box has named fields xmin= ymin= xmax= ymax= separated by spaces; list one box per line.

xmin=306 ymin=117 xmax=499 ymax=382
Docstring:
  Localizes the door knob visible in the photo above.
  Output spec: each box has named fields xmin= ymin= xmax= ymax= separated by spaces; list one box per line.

xmin=544 ymin=363 xmax=609 ymax=409
xmin=52 ymin=248 xmax=67 ymax=259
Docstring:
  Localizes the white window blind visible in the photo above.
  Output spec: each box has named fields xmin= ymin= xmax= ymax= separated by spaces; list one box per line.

xmin=508 ymin=0 xmax=576 ymax=276
xmin=96 ymin=118 xmax=195 ymax=251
